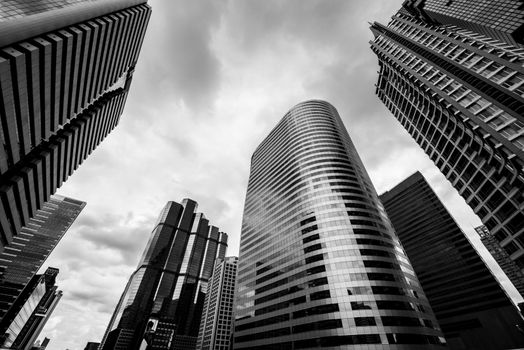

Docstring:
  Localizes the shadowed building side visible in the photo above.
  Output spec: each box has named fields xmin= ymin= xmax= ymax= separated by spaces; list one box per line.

xmin=380 ymin=172 xmax=524 ymax=350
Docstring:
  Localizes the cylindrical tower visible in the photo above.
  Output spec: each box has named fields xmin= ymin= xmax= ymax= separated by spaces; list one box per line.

xmin=234 ymin=100 xmax=446 ymax=349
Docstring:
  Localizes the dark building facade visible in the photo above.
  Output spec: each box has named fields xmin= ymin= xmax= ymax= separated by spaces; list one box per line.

xmin=84 ymin=342 xmax=100 ymax=350
xmin=0 ymin=0 xmax=151 ymax=251
xmin=196 ymin=256 xmax=237 ymax=350
xmin=234 ymin=100 xmax=445 ymax=349
xmin=1 ymin=267 xmax=62 ymax=349
xmin=402 ymin=0 xmax=524 ymax=47
xmin=100 ymin=199 xmax=228 ymax=350
xmin=0 ymin=195 xmax=84 ymax=332
xmin=380 ymin=172 xmax=524 ymax=350
xmin=370 ymin=4 xmax=524 ymax=275
xmin=475 ymin=224 xmax=524 ymax=298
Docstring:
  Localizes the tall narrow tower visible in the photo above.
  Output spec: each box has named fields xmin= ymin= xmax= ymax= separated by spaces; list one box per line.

xmin=234 ymin=100 xmax=446 ymax=349
xmin=100 ymin=199 xmax=228 ymax=350
xmin=0 ymin=0 xmax=152 ymax=251
xmin=369 ymin=3 xmax=524 ymax=283
xmin=380 ymin=172 xmax=524 ymax=349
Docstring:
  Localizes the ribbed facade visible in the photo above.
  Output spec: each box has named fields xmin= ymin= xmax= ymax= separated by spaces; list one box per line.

xmin=100 ymin=199 xmax=228 ymax=350
xmin=1 ymin=267 xmax=62 ymax=348
xmin=380 ymin=172 xmax=524 ymax=349
xmin=0 ymin=195 xmax=84 ymax=331
xmin=402 ymin=0 xmax=524 ymax=47
xmin=197 ymin=256 xmax=237 ymax=350
xmin=370 ymin=8 xmax=524 ymax=282
xmin=234 ymin=100 xmax=445 ymax=349
xmin=475 ymin=225 xmax=524 ymax=298
xmin=0 ymin=0 xmax=151 ymax=251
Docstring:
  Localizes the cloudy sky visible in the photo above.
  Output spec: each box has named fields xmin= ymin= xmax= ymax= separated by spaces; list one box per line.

xmin=36 ymin=0 xmax=521 ymax=348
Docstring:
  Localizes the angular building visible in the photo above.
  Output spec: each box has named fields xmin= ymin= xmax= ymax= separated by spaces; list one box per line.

xmin=196 ymin=256 xmax=237 ymax=350
xmin=475 ymin=224 xmax=524 ymax=298
xmin=234 ymin=100 xmax=446 ymax=349
xmin=402 ymin=0 xmax=524 ymax=47
xmin=370 ymin=4 xmax=524 ymax=273
xmin=100 ymin=199 xmax=228 ymax=350
xmin=380 ymin=172 xmax=524 ymax=350
xmin=0 ymin=267 xmax=62 ymax=349
xmin=0 ymin=0 xmax=151 ymax=251
xmin=0 ymin=195 xmax=85 ymax=330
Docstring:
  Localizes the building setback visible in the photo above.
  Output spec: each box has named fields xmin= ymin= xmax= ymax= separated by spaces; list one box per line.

xmin=380 ymin=172 xmax=524 ymax=350
xmin=234 ymin=100 xmax=446 ymax=349
xmin=196 ymin=256 xmax=237 ymax=350
xmin=1 ymin=267 xmax=62 ymax=349
xmin=369 ymin=3 xmax=524 ymax=282
xmin=0 ymin=195 xmax=85 ymax=331
xmin=0 ymin=0 xmax=151 ymax=251
xmin=475 ymin=225 xmax=524 ymax=298
xmin=100 ymin=199 xmax=228 ymax=350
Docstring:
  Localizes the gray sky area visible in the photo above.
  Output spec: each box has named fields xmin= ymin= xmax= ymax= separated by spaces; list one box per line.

xmin=36 ymin=0 xmax=521 ymax=348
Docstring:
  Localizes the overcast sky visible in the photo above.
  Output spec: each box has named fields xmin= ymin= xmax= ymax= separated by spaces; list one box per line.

xmin=36 ymin=0 xmax=521 ymax=348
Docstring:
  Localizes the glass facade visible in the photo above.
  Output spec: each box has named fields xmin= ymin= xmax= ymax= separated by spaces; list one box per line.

xmin=0 ymin=0 xmax=151 ymax=251
xmin=475 ymin=225 xmax=524 ymax=298
xmin=1 ymin=267 xmax=62 ymax=348
xmin=402 ymin=0 xmax=524 ymax=47
xmin=380 ymin=172 xmax=524 ymax=350
xmin=100 ymin=199 xmax=228 ymax=350
xmin=234 ymin=100 xmax=445 ymax=349
xmin=197 ymin=256 xmax=237 ymax=350
xmin=370 ymin=7 xmax=524 ymax=282
xmin=0 ymin=195 xmax=84 ymax=333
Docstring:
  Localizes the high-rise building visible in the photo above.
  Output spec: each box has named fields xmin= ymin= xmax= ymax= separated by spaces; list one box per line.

xmin=0 ymin=0 xmax=152 ymax=251
xmin=402 ymin=0 xmax=524 ymax=47
xmin=234 ymin=100 xmax=445 ymax=349
xmin=0 ymin=267 xmax=62 ymax=349
xmin=380 ymin=171 xmax=524 ymax=350
xmin=0 ymin=195 xmax=85 ymax=331
xmin=475 ymin=224 xmax=524 ymax=298
xmin=196 ymin=256 xmax=237 ymax=350
xmin=100 ymin=199 xmax=228 ymax=350
xmin=369 ymin=3 xmax=524 ymax=272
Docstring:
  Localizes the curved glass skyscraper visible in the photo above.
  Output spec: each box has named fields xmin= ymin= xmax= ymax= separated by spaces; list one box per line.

xmin=234 ymin=100 xmax=446 ymax=349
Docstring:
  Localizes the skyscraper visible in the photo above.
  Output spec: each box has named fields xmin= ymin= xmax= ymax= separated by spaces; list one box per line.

xmin=402 ymin=0 xmax=524 ymax=47
xmin=100 ymin=199 xmax=228 ymax=350
xmin=196 ymin=256 xmax=237 ymax=350
xmin=380 ymin=172 xmax=524 ymax=350
xmin=0 ymin=0 xmax=151 ymax=251
xmin=370 ymin=4 xmax=524 ymax=274
xmin=234 ymin=100 xmax=445 ymax=349
xmin=0 ymin=195 xmax=85 ymax=331
xmin=1 ymin=267 xmax=62 ymax=349
xmin=475 ymin=224 xmax=524 ymax=298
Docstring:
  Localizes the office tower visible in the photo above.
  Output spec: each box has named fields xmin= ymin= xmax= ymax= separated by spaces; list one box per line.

xmin=100 ymin=199 xmax=228 ymax=350
xmin=369 ymin=4 xmax=524 ymax=273
xmin=196 ymin=256 xmax=237 ymax=350
xmin=234 ymin=100 xmax=445 ymax=349
xmin=0 ymin=267 xmax=62 ymax=349
xmin=380 ymin=172 xmax=524 ymax=350
xmin=475 ymin=225 xmax=524 ymax=298
xmin=84 ymin=342 xmax=100 ymax=350
xmin=401 ymin=0 xmax=524 ymax=47
xmin=0 ymin=195 xmax=85 ymax=329
xmin=0 ymin=0 xmax=152 ymax=251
